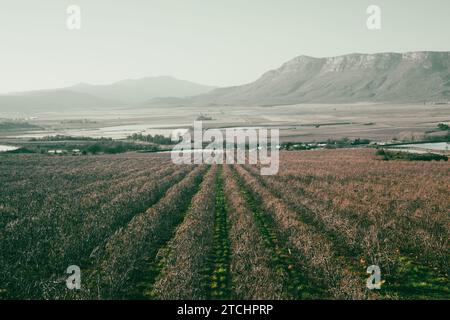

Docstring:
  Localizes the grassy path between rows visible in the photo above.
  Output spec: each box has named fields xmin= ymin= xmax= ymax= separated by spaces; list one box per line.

xmin=382 ymin=255 xmax=449 ymax=299
xmin=90 ymin=166 xmax=207 ymax=299
xmin=231 ymin=166 xmax=326 ymax=299
xmin=208 ymin=166 xmax=232 ymax=299
xmin=150 ymin=166 xmax=217 ymax=299
xmin=127 ymin=168 xmax=208 ymax=299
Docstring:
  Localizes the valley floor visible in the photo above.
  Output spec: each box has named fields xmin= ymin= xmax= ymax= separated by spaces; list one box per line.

xmin=1 ymin=103 xmax=449 ymax=143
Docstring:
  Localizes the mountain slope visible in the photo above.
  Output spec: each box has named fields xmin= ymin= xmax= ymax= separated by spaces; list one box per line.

xmin=69 ymin=76 xmax=215 ymax=105
xmin=190 ymin=51 xmax=450 ymax=106
xmin=0 ymin=76 xmax=215 ymax=113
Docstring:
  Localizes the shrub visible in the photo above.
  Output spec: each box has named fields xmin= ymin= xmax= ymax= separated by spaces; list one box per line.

xmin=377 ymin=149 xmax=448 ymax=161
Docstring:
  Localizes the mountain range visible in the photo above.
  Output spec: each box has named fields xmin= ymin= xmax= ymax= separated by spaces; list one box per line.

xmin=0 ymin=76 xmax=215 ymax=113
xmin=1 ymin=51 xmax=449 ymax=113
xmin=184 ymin=51 xmax=450 ymax=106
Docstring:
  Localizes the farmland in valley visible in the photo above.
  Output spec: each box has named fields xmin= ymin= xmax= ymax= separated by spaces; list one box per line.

xmin=0 ymin=149 xmax=448 ymax=299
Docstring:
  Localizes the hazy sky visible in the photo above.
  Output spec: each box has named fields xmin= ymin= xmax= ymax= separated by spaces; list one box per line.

xmin=1 ymin=0 xmax=449 ymax=93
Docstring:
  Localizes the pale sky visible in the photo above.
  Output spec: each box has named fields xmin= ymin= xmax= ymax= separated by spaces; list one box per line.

xmin=1 ymin=0 xmax=449 ymax=93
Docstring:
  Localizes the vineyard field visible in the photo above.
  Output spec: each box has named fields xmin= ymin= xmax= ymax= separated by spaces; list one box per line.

xmin=0 ymin=149 xmax=448 ymax=300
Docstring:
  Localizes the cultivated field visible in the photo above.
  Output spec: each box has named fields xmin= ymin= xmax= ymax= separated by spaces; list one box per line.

xmin=2 ymin=103 xmax=449 ymax=142
xmin=0 ymin=149 xmax=448 ymax=299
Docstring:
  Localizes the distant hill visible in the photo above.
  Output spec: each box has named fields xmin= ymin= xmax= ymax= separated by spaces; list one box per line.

xmin=186 ymin=51 xmax=450 ymax=106
xmin=0 ymin=76 xmax=215 ymax=113
xmin=0 ymin=90 xmax=116 ymax=113
xmin=69 ymin=76 xmax=215 ymax=105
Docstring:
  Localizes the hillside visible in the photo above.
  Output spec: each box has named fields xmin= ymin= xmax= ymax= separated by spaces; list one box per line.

xmin=188 ymin=51 xmax=450 ymax=106
xmin=69 ymin=76 xmax=215 ymax=105
xmin=0 ymin=76 xmax=215 ymax=113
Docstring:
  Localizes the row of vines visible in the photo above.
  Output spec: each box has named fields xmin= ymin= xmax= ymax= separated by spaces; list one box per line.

xmin=0 ymin=149 xmax=448 ymax=299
